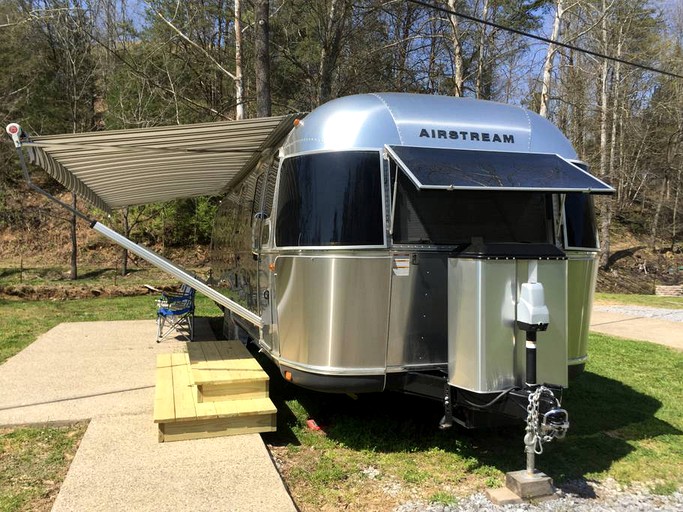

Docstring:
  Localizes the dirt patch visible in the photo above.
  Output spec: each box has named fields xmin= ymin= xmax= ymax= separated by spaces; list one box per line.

xmin=596 ymin=242 xmax=682 ymax=294
xmin=0 ymin=190 xmax=209 ymax=270
xmin=0 ymin=284 xmax=176 ymax=301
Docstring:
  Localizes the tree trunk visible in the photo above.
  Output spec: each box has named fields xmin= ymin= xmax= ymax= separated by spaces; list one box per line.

xmin=609 ymin=37 xmax=622 ymax=202
xmin=70 ymin=193 xmax=78 ymax=280
xmin=556 ymin=22 xmax=570 ymax=133
xmin=474 ymin=0 xmax=489 ymax=99
xmin=539 ymin=0 xmax=563 ymax=118
xmin=447 ymin=0 xmax=464 ymax=97
xmin=318 ymin=0 xmax=348 ymax=105
xmin=255 ymin=0 xmax=271 ymax=117
xmin=598 ymin=0 xmax=611 ymax=269
xmin=651 ymin=177 xmax=667 ymax=251
xmin=672 ymin=165 xmax=681 ymax=251
xmin=397 ymin=3 xmax=416 ymax=89
xmin=121 ymin=207 xmax=129 ymax=276
xmin=234 ymin=0 xmax=245 ymax=119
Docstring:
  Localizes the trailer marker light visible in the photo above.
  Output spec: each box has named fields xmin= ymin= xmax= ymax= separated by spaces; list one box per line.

xmin=284 ymin=371 xmax=293 ymax=381
xmin=293 ymin=118 xmax=303 ymax=127
xmin=268 ymin=263 xmax=276 ymax=272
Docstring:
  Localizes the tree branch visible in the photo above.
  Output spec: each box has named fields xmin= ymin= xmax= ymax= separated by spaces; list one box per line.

xmin=155 ymin=10 xmax=238 ymax=82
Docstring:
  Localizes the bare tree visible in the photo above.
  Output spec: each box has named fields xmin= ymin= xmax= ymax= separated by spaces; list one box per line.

xmin=474 ymin=0 xmax=489 ymax=99
xmin=318 ymin=0 xmax=351 ymax=104
xmin=155 ymin=7 xmax=243 ymax=119
xmin=446 ymin=0 xmax=465 ymax=97
xmin=539 ymin=0 xmax=566 ymax=118
xmin=234 ymin=0 xmax=245 ymax=119
xmin=255 ymin=0 xmax=271 ymax=117
xmin=39 ymin=1 xmax=99 ymax=279
xmin=597 ymin=0 xmax=612 ymax=269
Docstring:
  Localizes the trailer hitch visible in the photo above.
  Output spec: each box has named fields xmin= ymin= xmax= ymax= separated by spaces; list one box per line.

xmin=524 ymin=385 xmax=569 ymax=472
xmin=542 ymin=406 xmax=570 ymax=440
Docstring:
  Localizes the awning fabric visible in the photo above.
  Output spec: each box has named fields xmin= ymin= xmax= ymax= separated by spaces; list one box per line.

xmin=22 ymin=115 xmax=300 ymax=213
xmin=386 ymin=145 xmax=614 ymax=194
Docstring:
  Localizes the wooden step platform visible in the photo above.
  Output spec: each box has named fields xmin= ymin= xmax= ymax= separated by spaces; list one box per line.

xmin=186 ymin=341 xmax=270 ymax=403
xmin=153 ymin=342 xmax=276 ymax=443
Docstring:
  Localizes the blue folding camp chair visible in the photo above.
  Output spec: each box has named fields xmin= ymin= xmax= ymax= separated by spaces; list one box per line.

xmin=156 ymin=284 xmax=195 ymax=342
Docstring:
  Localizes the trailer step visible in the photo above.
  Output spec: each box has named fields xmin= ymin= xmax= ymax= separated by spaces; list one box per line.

xmin=186 ymin=341 xmax=270 ymax=403
xmin=153 ymin=348 xmax=276 ymax=443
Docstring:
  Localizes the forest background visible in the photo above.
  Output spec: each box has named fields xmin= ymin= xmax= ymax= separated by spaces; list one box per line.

xmin=0 ymin=0 xmax=681 ymax=291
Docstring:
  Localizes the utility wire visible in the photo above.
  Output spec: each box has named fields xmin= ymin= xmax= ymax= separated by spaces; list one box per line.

xmin=406 ymin=0 xmax=683 ymax=80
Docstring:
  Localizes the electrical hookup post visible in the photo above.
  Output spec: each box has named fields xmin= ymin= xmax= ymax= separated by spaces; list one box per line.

xmin=494 ymin=260 xmax=571 ymax=504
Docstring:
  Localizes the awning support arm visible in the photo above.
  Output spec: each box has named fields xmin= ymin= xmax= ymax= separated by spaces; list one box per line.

xmin=91 ymin=222 xmax=263 ymax=328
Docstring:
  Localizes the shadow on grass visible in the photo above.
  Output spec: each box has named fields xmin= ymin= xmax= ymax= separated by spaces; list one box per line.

xmin=0 ymin=267 xmax=64 ymax=280
xmin=79 ymin=268 xmax=116 ymax=280
xmin=0 ymin=268 xmax=23 ymax=278
xmin=256 ymin=348 xmax=680 ymax=483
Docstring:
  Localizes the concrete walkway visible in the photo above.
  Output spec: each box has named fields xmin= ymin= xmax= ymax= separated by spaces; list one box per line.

xmin=590 ymin=308 xmax=683 ymax=351
xmin=0 ymin=319 xmax=297 ymax=512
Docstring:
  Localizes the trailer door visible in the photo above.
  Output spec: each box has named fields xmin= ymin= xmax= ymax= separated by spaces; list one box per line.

xmin=253 ymin=159 xmax=280 ymax=354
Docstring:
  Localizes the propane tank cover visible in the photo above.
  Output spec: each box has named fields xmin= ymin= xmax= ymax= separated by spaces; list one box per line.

xmin=517 ymin=282 xmax=550 ymax=329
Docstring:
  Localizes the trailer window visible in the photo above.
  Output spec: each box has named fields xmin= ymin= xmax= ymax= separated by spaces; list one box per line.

xmin=276 ymin=152 xmax=383 ymax=247
xmin=564 ymin=194 xmax=598 ymax=249
xmin=393 ymin=171 xmax=551 ymax=245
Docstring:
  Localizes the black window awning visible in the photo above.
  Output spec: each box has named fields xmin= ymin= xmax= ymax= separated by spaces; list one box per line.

xmin=386 ymin=145 xmax=614 ymax=194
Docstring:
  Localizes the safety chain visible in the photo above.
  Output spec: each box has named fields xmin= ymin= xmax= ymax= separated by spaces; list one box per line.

xmin=525 ymin=386 xmax=563 ymax=455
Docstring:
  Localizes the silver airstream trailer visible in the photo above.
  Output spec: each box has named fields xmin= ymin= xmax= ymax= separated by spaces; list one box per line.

xmin=211 ymin=93 xmax=613 ymax=428
xmin=7 ymin=92 xmax=612 ymax=433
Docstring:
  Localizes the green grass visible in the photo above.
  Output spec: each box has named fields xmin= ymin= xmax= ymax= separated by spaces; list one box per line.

xmin=429 ymin=491 xmax=458 ymax=506
xmin=0 ymin=294 xmax=220 ymax=364
xmin=263 ymin=333 xmax=683 ymax=510
xmin=595 ymin=292 xmax=683 ymax=309
xmin=0 ymin=423 xmax=87 ymax=512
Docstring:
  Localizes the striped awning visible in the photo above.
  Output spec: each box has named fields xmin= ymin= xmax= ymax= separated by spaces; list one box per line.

xmin=21 ymin=115 xmax=300 ymax=214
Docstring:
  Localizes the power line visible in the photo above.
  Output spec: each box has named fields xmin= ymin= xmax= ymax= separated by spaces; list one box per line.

xmin=405 ymin=0 xmax=683 ymax=80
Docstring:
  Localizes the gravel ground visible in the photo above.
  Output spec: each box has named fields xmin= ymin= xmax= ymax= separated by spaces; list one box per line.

xmin=593 ymin=305 xmax=683 ymax=323
xmin=394 ymin=479 xmax=683 ymax=512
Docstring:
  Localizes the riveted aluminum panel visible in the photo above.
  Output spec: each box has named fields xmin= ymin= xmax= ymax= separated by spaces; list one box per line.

xmin=566 ymin=252 xmax=598 ymax=366
xmin=387 ymin=252 xmax=448 ymax=369
xmin=275 ymin=255 xmax=391 ymax=374
xmin=448 ymin=259 xmax=517 ymax=392
xmin=448 ymin=258 xmax=568 ymax=393
xmin=281 ymin=93 xmax=579 ymax=159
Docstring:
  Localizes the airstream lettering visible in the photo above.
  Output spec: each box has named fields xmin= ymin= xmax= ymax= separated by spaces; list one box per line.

xmin=418 ymin=127 xmax=515 ymax=143
xmin=211 ymin=93 xmax=613 ymax=430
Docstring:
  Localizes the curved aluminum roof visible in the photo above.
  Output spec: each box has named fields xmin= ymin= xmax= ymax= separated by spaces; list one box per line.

xmin=20 ymin=115 xmax=300 ymax=213
xmin=281 ymin=93 xmax=578 ymax=159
